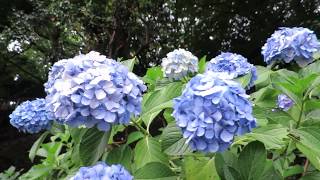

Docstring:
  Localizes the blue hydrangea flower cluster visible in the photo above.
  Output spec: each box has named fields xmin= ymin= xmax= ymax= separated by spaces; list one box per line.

xmin=9 ymin=98 xmax=53 ymax=134
xmin=161 ymin=48 xmax=198 ymax=80
xmin=173 ymin=72 xmax=256 ymax=152
xmin=262 ymin=27 xmax=320 ymax=67
xmin=70 ymin=162 xmax=133 ymax=180
xmin=45 ymin=51 xmax=147 ymax=131
xmin=206 ymin=52 xmax=257 ymax=89
xmin=277 ymin=94 xmax=294 ymax=111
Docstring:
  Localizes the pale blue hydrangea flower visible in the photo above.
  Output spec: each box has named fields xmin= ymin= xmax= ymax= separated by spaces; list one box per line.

xmin=173 ymin=72 xmax=256 ymax=153
xmin=206 ymin=52 xmax=257 ymax=89
xmin=9 ymin=98 xmax=53 ymax=134
xmin=45 ymin=51 xmax=147 ymax=131
xmin=262 ymin=27 xmax=320 ymax=67
xmin=70 ymin=162 xmax=133 ymax=180
xmin=277 ymin=94 xmax=294 ymax=111
xmin=161 ymin=48 xmax=198 ymax=80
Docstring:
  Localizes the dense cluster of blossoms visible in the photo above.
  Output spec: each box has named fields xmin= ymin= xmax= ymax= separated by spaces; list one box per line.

xmin=277 ymin=94 xmax=294 ymax=111
xmin=173 ymin=72 xmax=256 ymax=152
xmin=9 ymin=98 xmax=53 ymax=134
xmin=262 ymin=27 xmax=320 ymax=67
xmin=206 ymin=52 xmax=257 ymax=89
xmin=45 ymin=51 xmax=147 ymax=131
xmin=161 ymin=48 xmax=198 ymax=80
xmin=70 ymin=162 xmax=133 ymax=180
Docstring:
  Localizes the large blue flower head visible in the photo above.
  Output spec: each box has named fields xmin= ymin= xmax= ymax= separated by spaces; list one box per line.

xmin=161 ymin=48 xmax=198 ymax=80
xmin=277 ymin=94 xmax=294 ymax=111
xmin=206 ymin=52 xmax=257 ymax=89
xmin=70 ymin=162 xmax=133 ymax=180
xmin=173 ymin=72 xmax=256 ymax=152
xmin=45 ymin=51 xmax=147 ymax=131
xmin=262 ymin=27 xmax=320 ymax=67
xmin=9 ymin=98 xmax=53 ymax=134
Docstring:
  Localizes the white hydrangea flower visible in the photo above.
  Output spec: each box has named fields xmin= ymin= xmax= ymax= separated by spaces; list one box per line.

xmin=161 ymin=49 xmax=198 ymax=80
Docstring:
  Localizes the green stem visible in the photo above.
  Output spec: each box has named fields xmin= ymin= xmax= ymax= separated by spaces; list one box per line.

xmin=267 ymin=61 xmax=278 ymax=70
xmin=131 ymin=120 xmax=149 ymax=136
xmin=295 ymin=101 xmax=305 ymax=129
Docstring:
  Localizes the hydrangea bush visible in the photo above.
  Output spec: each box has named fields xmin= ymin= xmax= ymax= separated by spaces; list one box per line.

xmin=7 ymin=27 xmax=320 ymax=179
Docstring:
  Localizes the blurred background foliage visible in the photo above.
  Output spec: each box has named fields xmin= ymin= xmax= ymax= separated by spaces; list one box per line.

xmin=0 ymin=0 xmax=319 ymax=171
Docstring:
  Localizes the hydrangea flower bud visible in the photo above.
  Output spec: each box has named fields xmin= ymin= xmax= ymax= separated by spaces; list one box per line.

xmin=9 ymin=98 xmax=53 ymax=134
xmin=262 ymin=27 xmax=320 ymax=67
xmin=70 ymin=162 xmax=133 ymax=180
xmin=206 ymin=52 xmax=257 ymax=89
xmin=277 ymin=94 xmax=294 ymax=111
xmin=161 ymin=48 xmax=198 ymax=80
xmin=45 ymin=51 xmax=147 ymax=131
xmin=173 ymin=72 xmax=256 ymax=153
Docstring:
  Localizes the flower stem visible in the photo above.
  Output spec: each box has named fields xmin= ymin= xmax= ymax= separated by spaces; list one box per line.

xmin=131 ymin=119 xmax=149 ymax=136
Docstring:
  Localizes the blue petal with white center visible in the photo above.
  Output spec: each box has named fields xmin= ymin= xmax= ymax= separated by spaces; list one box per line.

xmin=45 ymin=51 xmax=147 ymax=131
xmin=173 ymin=72 xmax=256 ymax=153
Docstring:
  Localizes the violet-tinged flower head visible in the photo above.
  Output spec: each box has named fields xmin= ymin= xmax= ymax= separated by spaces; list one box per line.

xmin=206 ymin=52 xmax=257 ymax=89
xmin=173 ymin=72 xmax=256 ymax=153
xmin=262 ymin=27 xmax=320 ymax=67
xmin=9 ymin=98 xmax=53 ymax=134
xmin=161 ymin=48 xmax=198 ymax=80
xmin=45 ymin=51 xmax=147 ymax=131
xmin=70 ymin=162 xmax=133 ymax=180
xmin=277 ymin=94 xmax=294 ymax=111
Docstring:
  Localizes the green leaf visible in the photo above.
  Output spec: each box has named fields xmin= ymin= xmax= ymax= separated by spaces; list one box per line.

xmin=301 ymin=172 xmax=320 ymax=180
xmin=144 ymin=66 xmax=163 ymax=81
xmin=244 ymin=125 xmax=289 ymax=150
xmin=291 ymin=127 xmax=320 ymax=170
xmin=254 ymin=66 xmax=273 ymax=89
xmin=141 ymin=82 xmax=183 ymax=129
xmin=134 ymin=137 xmax=168 ymax=170
xmin=198 ymin=55 xmax=207 ymax=73
xmin=215 ymin=151 xmax=238 ymax=180
xmin=120 ymin=57 xmax=136 ymax=71
xmin=184 ymin=155 xmax=220 ymax=180
xmin=126 ymin=131 xmax=144 ymax=145
xmin=238 ymin=141 xmax=269 ymax=180
xmin=283 ymin=165 xmax=303 ymax=178
xmin=79 ymin=128 xmax=111 ymax=165
xmin=163 ymin=108 xmax=174 ymax=123
xmin=300 ymin=58 xmax=320 ymax=76
xmin=134 ymin=162 xmax=176 ymax=180
xmin=18 ymin=164 xmax=52 ymax=180
xmin=29 ymin=131 xmax=49 ymax=162
xmin=105 ymin=145 xmax=133 ymax=171
xmin=160 ymin=122 xmax=191 ymax=155
xmin=235 ymin=73 xmax=252 ymax=89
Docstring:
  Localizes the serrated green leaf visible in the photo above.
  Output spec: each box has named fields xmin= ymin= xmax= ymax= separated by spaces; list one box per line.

xmin=126 ymin=131 xmax=144 ymax=145
xmin=184 ymin=155 xmax=220 ymax=180
xmin=134 ymin=137 xmax=168 ymax=170
xmin=244 ymin=125 xmax=289 ymax=150
xmin=291 ymin=127 xmax=320 ymax=170
xmin=79 ymin=128 xmax=111 ymax=165
xmin=105 ymin=145 xmax=133 ymax=171
xmin=235 ymin=73 xmax=251 ymax=89
xmin=134 ymin=162 xmax=176 ymax=180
